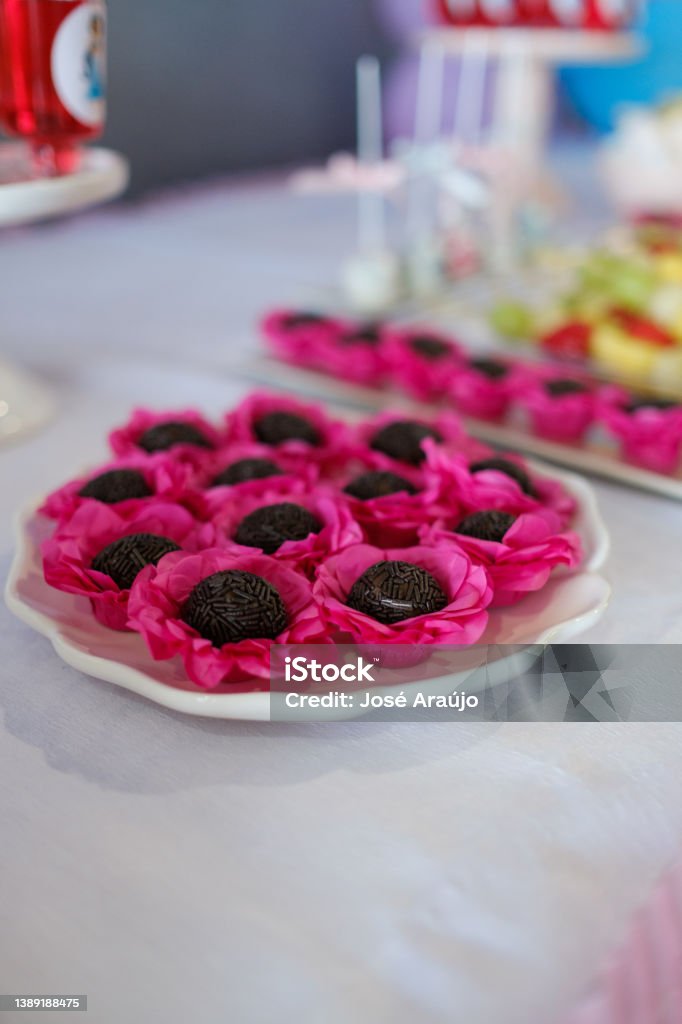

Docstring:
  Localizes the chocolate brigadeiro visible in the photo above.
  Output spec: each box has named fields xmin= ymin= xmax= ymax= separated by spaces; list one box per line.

xmin=344 ymin=470 xmax=417 ymax=501
xmin=408 ymin=334 xmax=452 ymax=360
xmin=182 ymin=569 xmax=288 ymax=647
xmin=340 ymin=323 xmax=382 ymax=346
xmin=91 ymin=533 xmax=181 ymax=590
xmin=253 ymin=411 xmax=321 ymax=447
xmin=79 ymin=468 xmax=153 ymax=504
xmin=283 ymin=311 xmax=327 ymax=330
xmin=211 ymin=458 xmax=283 ymax=487
xmin=544 ymin=379 xmax=588 ymax=398
xmin=346 ymin=560 xmax=447 ymax=625
xmin=138 ymin=421 xmax=214 ymax=453
xmin=370 ymin=420 xmax=443 ymax=466
xmin=469 ymin=457 xmax=535 ymax=497
xmin=234 ymin=502 xmax=322 ymax=554
xmin=455 ymin=510 xmax=516 ymax=543
xmin=469 ymin=357 xmax=509 ymax=380
xmin=625 ymin=396 xmax=680 ymax=414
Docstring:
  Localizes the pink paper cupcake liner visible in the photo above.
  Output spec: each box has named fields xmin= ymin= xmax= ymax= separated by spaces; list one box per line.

xmin=313 ymin=542 xmax=492 ymax=645
xmin=39 ymin=452 xmax=194 ymax=526
xmin=109 ymin=408 xmax=223 ymax=461
xmin=260 ymin=308 xmax=344 ymax=368
xmin=182 ymin=441 xmax=319 ymax=520
xmin=128 ymin=548 xmax=328 ymax=689
xmin=383 ymin=324 xmax=464 ymax=400
xmin=225 ymin=391 xmax=353 ymax=472
xmin=449 ymin=356 xmax=529 ymax=421
xmin=210 ymin=487 xmax=364 ymax=577
xmin=598 ymin=393 xmax=682 ymax=475
xmin=421 ymin=510 xmax=582 ymax=607
xmin=516 ymin=369 xmax=597 ymax=443
xmin=42 ymin=501 xmax=206 ymax=631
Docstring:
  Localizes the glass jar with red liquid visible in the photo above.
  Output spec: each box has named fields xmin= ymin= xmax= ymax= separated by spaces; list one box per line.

xmin=0 ymin=0 xmax=106 ymax=174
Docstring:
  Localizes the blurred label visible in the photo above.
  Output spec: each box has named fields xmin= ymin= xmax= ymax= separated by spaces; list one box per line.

xmin=51 ymin=1 xmax=106 ymax=127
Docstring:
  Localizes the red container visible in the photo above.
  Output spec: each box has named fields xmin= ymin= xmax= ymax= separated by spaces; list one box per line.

xmin=436 ymin=0 xmax=636 ymax=26
xmin=584 ymin=0 xmax=636 ymax=28
xmin=0 ymin=0 xmax=106 ymax=173
xmin=520 ymin=0 xmax=585 ymax=25
xmin=436 ymin=0 xmax=520 ymax=25
xmin=545 ymin=0 xmax=590 ymax=25
xmin=435 ymin=0 xmax=482 ymax=24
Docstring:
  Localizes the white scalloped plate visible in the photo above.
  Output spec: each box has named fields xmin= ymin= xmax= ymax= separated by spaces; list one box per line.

xmin=4 ymin=457 xmax=611 ymax=720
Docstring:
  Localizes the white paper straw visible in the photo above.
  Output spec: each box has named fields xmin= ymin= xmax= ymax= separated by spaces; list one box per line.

xmin=452 ymin=30 xmax=489 ymax=146
xmin=356 ymin=55 xmax=385 ymax=252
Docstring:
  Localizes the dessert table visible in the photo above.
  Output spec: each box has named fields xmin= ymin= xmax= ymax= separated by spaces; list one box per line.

xmin=2 ymin=164 xmax=682 ymax=1024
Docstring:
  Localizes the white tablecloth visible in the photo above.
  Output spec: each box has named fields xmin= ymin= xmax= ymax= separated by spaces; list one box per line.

xmin=2 ymin=172 xmax=682 ymax=1024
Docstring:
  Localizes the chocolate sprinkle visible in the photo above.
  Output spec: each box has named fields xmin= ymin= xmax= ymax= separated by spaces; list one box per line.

xmin=346 ymin=560 xmax=447 ymax=625
xmin=626 ymin=397 xmax=680 ymax=414
xmin=234 ymin=502 xmax=322 ymax=554
xmin=340 ymin=323 xmax=382 ymax=346
xmin=138 ymin=421 xmax=213 ymax=453
xmin=283 ymin=311 xmax=326 ymax=330
xmin=544 ymin=379 xmax=588 ymax=398
xmin=91 ymin=533 xmax=180 ymax=590
xmin=211 ymin=458 xmax=283 ymax=487
xmin=78 ymin=469 xmax=153 ymax=504
xmin=182 ymin=570 xmax=288 ymax=647
xmin=370 ymin=420 xmax=443 ymax=465
xmin=343 ymin=470 xmax=417 ymax=501
xmin=469 ymin=358 xmax=509 ymax=380
xmin=469 ymin=457 xmax=535 ymax=497
xmin=408 ymin=335 xmax=451 ymax=360
xmin=253 ymin=411 xmax=321 ymax=447
xmin=455 ymin=510 xmax=516 ymax=543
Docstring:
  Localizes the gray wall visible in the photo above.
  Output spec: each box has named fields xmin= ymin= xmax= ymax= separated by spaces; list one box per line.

xmin=102 ymin=0 xmax=388 ymax=195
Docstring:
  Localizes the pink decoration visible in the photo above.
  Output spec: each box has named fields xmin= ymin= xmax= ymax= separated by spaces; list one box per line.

xmin=225 ymin=391 xmax=354 ymax=472
xmin=356 ymin=408 xmax=476 ymax=469
xmin=449 ymin=357 xmax=529 ymax=421
xmin=42 ymin=501 xmax=203 ymax=631
xmin=424 ymin=445 xmax=578 ymax=528
xmin=383 ymin=325 xmax=465 ymax=400
xmin=183 ymin=441 xmax=319 ymax=520
xmin=39 ymin=452 xmax=193 ymax=526
xmin=517 ymin=370 xmax=597 ymax=442
xmin=598 ymin=396 xmax=682 ymax=474
xmin=421 ymin=510 xmax=582 ymax=606
xmin=261 ymin=310 xmax=390 ymax=387
xmin=128 ymin=549 xmax=328 ymax=689
xmin=210 ymin=488 xmax=364 ymax=578
xmin=313 ymin=542 xmax=492 ymax=645
xmin=109 ymin=408 xmax=223 ymax=460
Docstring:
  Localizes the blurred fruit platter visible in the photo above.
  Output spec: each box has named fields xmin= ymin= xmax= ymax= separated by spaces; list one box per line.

xmin=258 ymin=305 xmax=682 ymax=501
xmin=491 ymin=221 xmax=682 ymax=395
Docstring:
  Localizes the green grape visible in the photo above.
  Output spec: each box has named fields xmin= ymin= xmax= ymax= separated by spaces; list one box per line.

xmin=490 ymin=300 xmax=535 ymax=339
xmin=608 ymin=264 xmax=657 ymax=311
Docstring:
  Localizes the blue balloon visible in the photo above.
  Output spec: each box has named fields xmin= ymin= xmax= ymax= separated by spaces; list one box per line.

xmin=560 ymin=1 xmax=682 ymax=132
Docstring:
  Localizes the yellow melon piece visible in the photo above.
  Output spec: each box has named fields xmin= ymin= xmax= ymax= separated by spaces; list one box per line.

xmin=655 ymin=253 xmax=682 ymax=284
xmin=591 ymin=324 xmax=660 ymax=380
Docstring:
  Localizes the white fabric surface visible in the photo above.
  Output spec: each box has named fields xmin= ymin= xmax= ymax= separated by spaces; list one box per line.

xmin=2 ymin=171 xmax=682 ymax=1024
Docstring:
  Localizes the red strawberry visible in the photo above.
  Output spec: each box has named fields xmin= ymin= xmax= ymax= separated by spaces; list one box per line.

xmin=540 ymin=321 xmax=592 ymax=360
xmin=610 ymin=308 xmax=676 ymax=348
